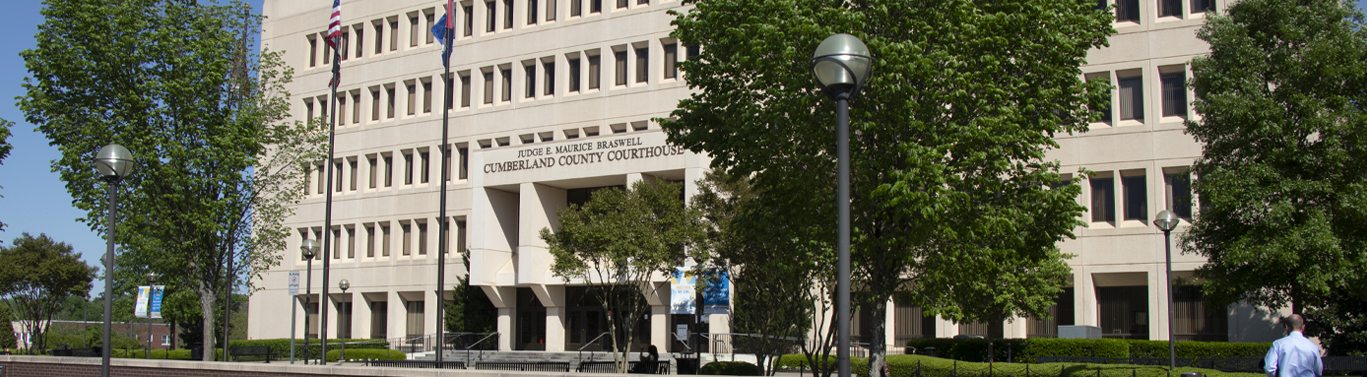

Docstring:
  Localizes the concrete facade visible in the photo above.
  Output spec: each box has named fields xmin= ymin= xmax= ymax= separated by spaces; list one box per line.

xmin=249 ymin=0 xmax=1286 ymax=353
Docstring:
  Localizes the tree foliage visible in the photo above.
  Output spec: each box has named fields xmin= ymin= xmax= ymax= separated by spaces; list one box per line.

xmin=21 ymin=0 xmax=325 ymax=361
xmin=0 ymin=233 xmax=97 ymax=352
xmin=542 ymin=178 xmax=705 ymax=372
xmin=1183 ymin=0 xmax=1367 ymax=354
xmin=446 ymin=255 xmax=498 ymax=334
xmin=665 ymin=0 xmax=1109 ymax=373
xmin=0 ymin=118 xmax=11 ymax=232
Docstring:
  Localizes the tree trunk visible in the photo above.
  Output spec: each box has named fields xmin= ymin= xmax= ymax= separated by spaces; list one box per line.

xmin=199 ymin=280 xmax=218 ymax=361
xmin=866 ymin=298 xmax=887 ymax=377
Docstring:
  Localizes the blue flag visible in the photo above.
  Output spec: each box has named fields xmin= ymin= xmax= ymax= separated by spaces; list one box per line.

xmin=431 ymin=14 xmax=453 ymax=66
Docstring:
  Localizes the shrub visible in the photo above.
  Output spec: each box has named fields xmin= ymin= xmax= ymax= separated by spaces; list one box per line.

xmin=227 ymin=338 xmax=388 ymax=361
xmin=701 ymin=361 xmax=761 ymax=376
xmin=907 ymin=338 xmax=1269 ymax=363
xmin=776 ymin=354 xmax=837 ymax=370
xmin=325 ymin=348 xmax=406 ymax=362
xmin=1126 ymin=340 xmax=1270 ymax=359
xmin=802 ymin=354 xmax=1262 ymax=377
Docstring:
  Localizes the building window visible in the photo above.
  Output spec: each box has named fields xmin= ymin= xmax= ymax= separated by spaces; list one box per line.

xmin=1116 ymin=0 xmax=1139 ymax=22
xmin=333 ymin=162 xmax=343 ymax=193
xmin=547 ymin=0 xmax=557 ymax=21
xmin=614 ymin=50 xmax=627 ymax=86
xmin=663 ymin=43 xmax=677 ymax=79
xmin=409 ymin=16 xmax=420 ymax=47
xmin=1091 ymin=175 xmax=1114 ymax=224
xmin=405 ymin=301 xmax=425 ymax=337
xmin=389 ymin=20 xmax=399 ymax=51
xmin=528 ymin=0 xmax=539 ymax=25
xmin=407 ymin=83 xmax=417 ymax=115
xmin=426 ymin=13 xmax=436 ymax=44
xmin=1158 ymin=0 xmax=1181 ymax=17
xmin=458 ymin=146 xmax=470 ymax=179
xmin=485 ymin=1 xmax=496 ymax=32
xmin=1118 ymin=74 xmax=1143 ymax=122
xmin=373 ymin=22 xmax=384 ymax=54
xmin=504 ymin=0 xmax=514 ymax=29
xmin=401 ymin=223 xmax=412 ymax=256
xmin=161 ymin=335 xmax=170 ymax=346
xmin=332 ymin=228 xmax=341 ymax=259
xmin=321 ymin=33 xmax=330 ymax=65
xmin=337 ymin=95 xmax=347 ymax=124
xmin=348 ymin=159 xmax=358 ymax=191
xmin=418 ymin=222 xmax=429 ymax=255
xmin=1161 ymin=70 xmax=1187 ymax=118
xmin=591 ymin=0 xmax=601 ymax=13
xmin=443 ymin=147 xmax=451 ymax=182
xmin=308 ymin=37 xmax=317 ymax=67
xmin=525 ymin=64 xmax=537 ymax=98
xmin=403 ymin=152 xmax=414 ymax=185
xmin=483 ymin=71 xmax=495 ymax=104
xmin=1191 ymin=0 xmax=1214 ymax=13
xmin=381 ymin=223 xmax=391 ymax=256
xmin=635 ymin=46 xmax=649 ymax=83
xmin=457 ymin=220 xmax=468 ymax=253
xmin=305 ymin=100 xmax=314 ymax=121
xmin=1165 ymin=170 xmax=1192 ymax=220
xmin=370 ymin=88 xmax=381 ymax=121
xmin=316 ymin=163 xmax=325 ymax=194
xmin=354 ymin=28 xmax=363 ymax=59
xmin=1174 ymin=286 xmax=1229 ymax=341
xmin=1121 ymin=172 xmax=1147 ymax=222
xmin=1097 ymin=286 xmax=1149 ymax=340
xmin=1027 ymin=288 xmax=1075 ymax=338
xmin=368 ymin=156 xmax=378 ymax=189
xmin=501 ymin=68 xmax=513 ymax=101
xmin=423 ymin=81 xmax=433 ymax=113
xmin=461 ymin=74 xmax=472 ymax=107
xmin=346 ymin=227 xmax=355 ymax=258
xmin=568 ymin=57 xmax=581 ymax=92
xmin=386 ymin=86 xmax=397 ymax=119
xmin=616 ymin=0 xmax=626 ymax=8
xmin=464 ymin=5 xmax=475 ymax=36
xmin=339 ymin=30 xmax=349 ymax=61
xmin=383 ymin=155 xmax=393 ymax=187
xmin=544 ymin=60 xmax=555 ymax=95
xmin=302 ymin=166 xmax=312 ymax=195
xmin=351 ymin=92 xmax=360 ymax=124
xmin=365 ymin=225 xmax=376 ymax=258
xmin=587 ymin=54 xmax=601 ymax=90
xmin=571 ymin=0 xmax=582 ymax=16
xmin=420 ymin=150 xmax=431 ymax=183
xmin=370 ymin=301 xmax=388 ymax=339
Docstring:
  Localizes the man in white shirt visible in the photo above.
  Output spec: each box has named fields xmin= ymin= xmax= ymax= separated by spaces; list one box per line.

xmin=1264 ymin=314 xmax=1322 ymax=377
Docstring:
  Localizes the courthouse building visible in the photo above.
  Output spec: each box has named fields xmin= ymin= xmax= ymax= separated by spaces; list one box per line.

xmin=247 ymin=0 xmax=1286 ymax=353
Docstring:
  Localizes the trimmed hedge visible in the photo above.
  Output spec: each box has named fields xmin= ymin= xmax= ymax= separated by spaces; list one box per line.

xmin=780 ymin=354 xmax=1261 ymax=377
xmin=905 ymin=338 xmax=1270 ymax=363
xmin=702 ymin=361 xmax=762 ymax=376
xmin=776 ymin=354 xmax=837 ymax=370
xmin=325 ymin=348 xmax=406 ymax=362
xmin=228 ymin=338 xmax=388 ymax=361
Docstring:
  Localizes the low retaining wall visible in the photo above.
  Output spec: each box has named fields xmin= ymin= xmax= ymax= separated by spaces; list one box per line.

xmin=0 ymin=356 xmax=624 ymax=377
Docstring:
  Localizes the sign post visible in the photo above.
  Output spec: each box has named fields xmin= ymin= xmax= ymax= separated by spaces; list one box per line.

xmin=288 ymin=271 xmax=300 ymax=363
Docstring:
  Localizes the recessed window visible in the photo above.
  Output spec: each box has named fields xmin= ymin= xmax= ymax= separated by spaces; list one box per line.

xmin=353 ymin=27 xmax=363 ymax=59
xmin=423 ymin=81 xmax=433 ymax=113
xmin=1121 ymin=172 xmax=1147 ymax=222
xmin=461 ymin=74 xmax=472 ymax=107
xmin=339 ymin=30 xmax=349 ymax=61
xmin=616 ymin=0 xmax=626 ymax=8
xmin=528 ymin=0 xmax=539 ymax=25
xmin=368 ymin=156 xmax=378 ymax=189
xmin=420 ymin=150 xmax=431 ymax=184
xmin=1118 ymin=74 xmax=1143 ymax=122
xmin=1091 ymin=175 xmax=1115 ymax=224
xmin=544 ymin=60 xmax=556 ymax=96
xmin=1161 ymin=70 xmax=1187 ymax=118
xmin=316 ymin=163 xmax=325 ymax=194
xmin=568 ymin=57 xmax=581 ymax=92
xmin=322 ymin=33 xmax=331 ymax=65
xmin=525 ymin=64 xmax=537 ymax=98
xmin=635 ymin=46 xmax=648 ymax=83
xmin=381 ymin=223 xmax=392 ymax=257
xmin=483 ymin=71 xmax=495 ymax=104
xmin=373 ymin=22 xmax=384 ymax=54
xmin=663 ymin=43 xmax=677 ymax=79
xmin=365 ymin=225 xmax=376 ymax=258
xmin=547 ymin=0 xmax=557 ymax=21
xmin=386 ymin=86 xmax=397 ymax=119
xmin=463 ymin=5 xmax=475 ymax=36
xmin=331 ymin=228 xmax=341 ymax=259
xmin=588 ymin=54 xmax=601 ymax=90
xmin=346 ymin=227 xmax=355 ymax=258
xmin=458 ymin=146 xmax=470 ymax=179
xmin=1191 ymin=0 xmax=1214 ymax=13
xmin=370 ymin=88 xmax=381 ymax=121
xmin=590 ymin=0 xmax=602 ymax=13
xmin=401 ymin=223 xmax=412 ymax=256
xmin=403 ymin=151 xmax=414 ymax=185
xmin=1158 ymin=0 xmax=1181 ymax=17
xmin=348 ymin=159 xmax=358 ymax=191
xmin=384 ymin=155 xmax=393 ymax=187
xmin=389 ymin=20 xmax=399 ymax=51
xmin=333 ymin=161 xmax=343 ymax=193
xmin=350 ymin=92 xmax=360 ymax=124
xmin=614 ymin=50 xmax=628 ymax=86
xmin=305 ymin=100 xmax=315 ymax=121
xmin=1164 ymin=170 xmax=1193 ymax=220
xmin=308 ymin=36 xmax=318 ymax=67
xmin=571 ymin=0 xmax=582 ymax=16
xmin=409 ymin=16 xmax=420 ymax=47
xmin=503 ymin=0 xmax=514 ymax=29
xmin=501 ymin=68 xmax=513 ymax=101
xmin=1116 ymin=0 xmax=1139 ymax=22
xmin=337 ymin=95 xmax=348 ymax=125
xmin=426 ymin=13 xmax=436 ymax=44
xmin=485 ymin=1 xmax=496 ymax=32
xmin=407 ymin=83 xmax=417 ymax=115
xmin=418 ymin=222 xmax=429 ymax=255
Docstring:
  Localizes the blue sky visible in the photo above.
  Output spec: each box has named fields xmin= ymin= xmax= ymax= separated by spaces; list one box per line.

xmin=1 ymin=0 xmax=1365 ymax=296
xmin=0 ymin=0 xmax=264 ymax=296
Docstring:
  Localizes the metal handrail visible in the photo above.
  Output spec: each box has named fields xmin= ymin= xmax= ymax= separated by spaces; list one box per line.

xmin=461 ymin=333 xmax=499 ymax=362
xmin=672 ymin=332 xmax=691 ymax=352
xmin=577 ymin=332 xmax=612 ymax=367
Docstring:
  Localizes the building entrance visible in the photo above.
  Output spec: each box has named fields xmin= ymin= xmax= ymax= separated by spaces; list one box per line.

xmin=564 ymin=286 xmax=651 ymax=351
xmin=516 ymin=288 xmax=547 ymax=350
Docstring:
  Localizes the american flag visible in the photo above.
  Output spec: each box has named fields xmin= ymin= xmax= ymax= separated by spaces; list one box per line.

xmin=327 ymin=0 xmax=341 ymax=88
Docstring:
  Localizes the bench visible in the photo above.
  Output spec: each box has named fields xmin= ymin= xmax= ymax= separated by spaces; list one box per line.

xmin=228 ymin=345 xmax=273 ymax=363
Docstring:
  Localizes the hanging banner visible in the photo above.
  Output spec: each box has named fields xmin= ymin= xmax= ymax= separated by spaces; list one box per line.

xmin=149 ymin=285 xmax=164 ymax=319
xmin=136 ymin=285 xmax=166 ymax=319
xmin=670 ymin=268 xmax=696 ymax=314
xmin=701 ymin=269 xmax=730 ymax=314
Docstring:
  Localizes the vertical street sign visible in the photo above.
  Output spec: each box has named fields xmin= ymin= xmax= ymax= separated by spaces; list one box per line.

xmin=149 ymin=286 xmax=165 ymax=319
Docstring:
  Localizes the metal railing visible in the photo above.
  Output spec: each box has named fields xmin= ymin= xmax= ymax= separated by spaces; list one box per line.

xmin=457 ymin=332 xmax=499 ymax=362
xmin=366 ymin=360 xmax=468 ymax=369
xmin=475 ymin=361 xmax=571 ymax=372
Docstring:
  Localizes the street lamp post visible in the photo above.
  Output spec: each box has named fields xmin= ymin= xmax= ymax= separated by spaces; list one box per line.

xmin=146 ymin=272 xmax=156 ymax=359
xmin=1154 ymin=210 xmax=1180 ymax=377
xmin=339 ymin=279 xmax=349 ymax=363
xmin=300 ymin=239 xmax=320 ymax=364
xmin=96 ymin=144 xmax=135 ymax=377
xmin=811 ymin=33 xmax=873 ymax=377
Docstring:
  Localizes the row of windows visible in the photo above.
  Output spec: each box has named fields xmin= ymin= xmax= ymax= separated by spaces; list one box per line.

xmin=302 ymin=117 xmax=658 ymax=197
xmin=305 ymin=0 xmax=672 ymax=69
xmin=1103 ymin=0 xmax=1214 ymax=24
xmin=1086 ymin=66 xmax=1189 ymax=126
xmin=301 ymin=39 xmax=684 ymax=124
xmin=298 ymin=218 xmax=467 ymax=262
xmin=1079 ymin=167 xmax=1192 ymax=228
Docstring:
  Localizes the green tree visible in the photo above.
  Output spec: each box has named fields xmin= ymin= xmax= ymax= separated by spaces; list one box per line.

xmin=0 ymin=118 xmax=12 ymax=233
xmin=0 ymin=233 xmax=97 ymax=352
xmin=542 ymin=178 xmax=706 ymax=372
xmin=445 ymin=255 xmax=498 ymax=335
xmin=693 ymin=169 xmax=815 ymax=376
xmin=1183 ymin=0 xmax=1367 ymax=354
xmin=665 ymin=0 xmax=1108 ymax=373
xmin=0 ymin=304 xmax=17 ymax=350
xmin=20 ymin=0 xmax=325 ymax=361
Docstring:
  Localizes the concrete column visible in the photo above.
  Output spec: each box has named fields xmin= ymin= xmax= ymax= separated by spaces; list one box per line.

xmin=1150 ymin=264 xmax=1166 ymax=341
xmin=626 ymin=173 xmax=644 ymax=187
xmin=519 ymin=182 xmax=565 ymax=286
xmin=326 ymin=293 xmax=340 ymax=341
xmin=1007 ymin=315 xmax=1028 ymax=339
xmin=683 ymin=167 xmax=704 ymax=205
xmin=498 ymin=308 xmax=513 ymax=351
xmin=1080 ymin=271 xmax=1096 ymax=329
xmin=426 ymin=289 xmax=440 ymax=343
xmin=533 ymin=285 xmax=567 ymax=351
xmin=483 ymin=286 xmax=517 ymax=351
xmin=388 ymin=291 xmax=404 ymax=344
xmin=355 ymin=293 xmax=374 ymax=340
xmin=939 ymin=317 xmax=958 ymax=338
xmin=884 ymin=297 xmax=896 ymax=350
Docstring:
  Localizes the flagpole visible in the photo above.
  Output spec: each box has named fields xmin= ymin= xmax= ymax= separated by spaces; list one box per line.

xmin=435 ymin=2 xmax=454 ymax=364
xmin=319 ymin=21 xmax=341 ymax=369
